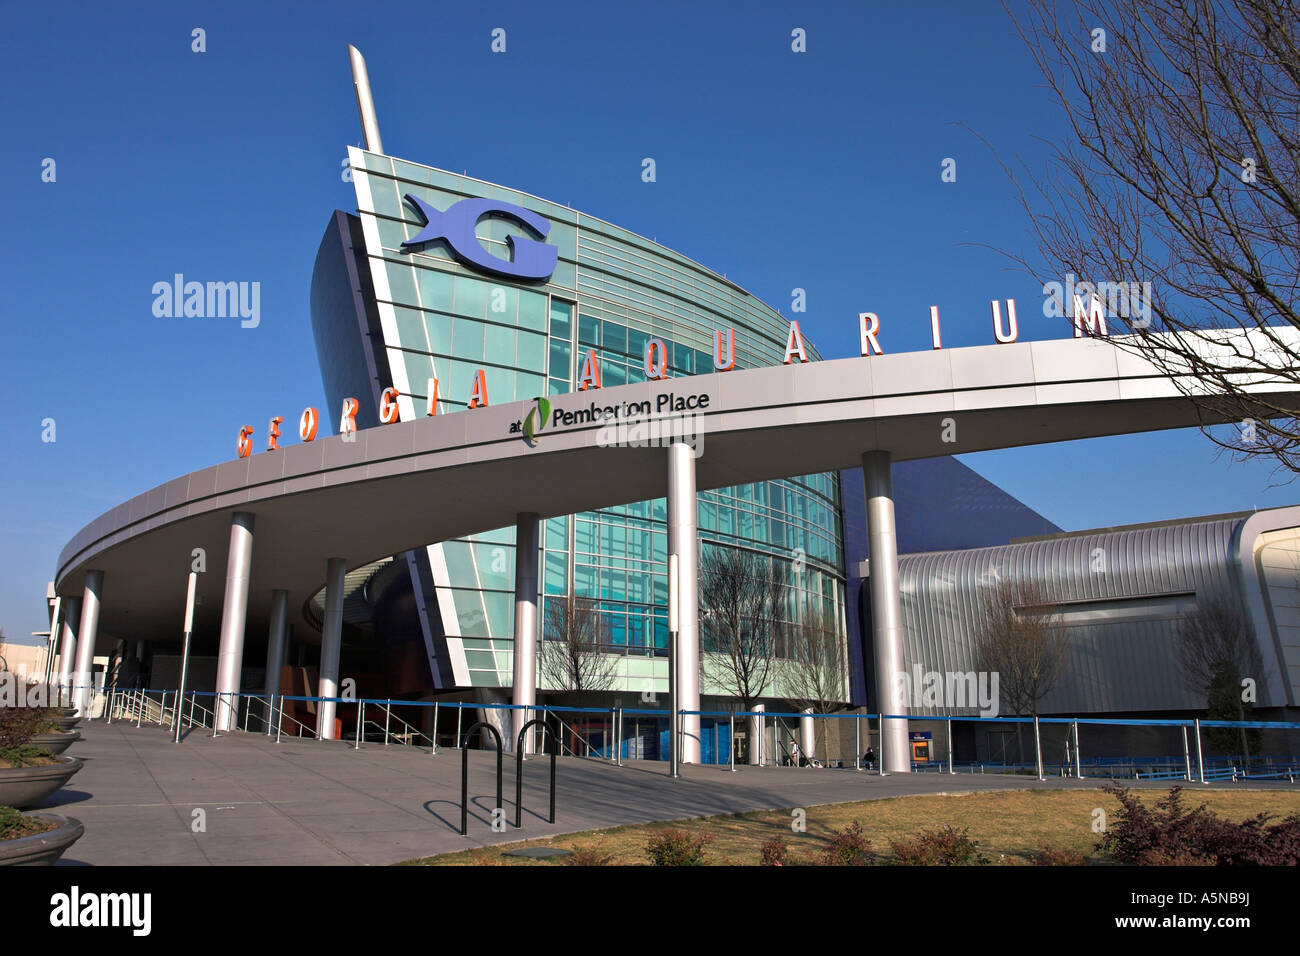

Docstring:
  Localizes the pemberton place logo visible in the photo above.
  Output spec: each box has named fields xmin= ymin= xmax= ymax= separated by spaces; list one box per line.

xmin=513 ymin=392 xmax=707 ymax=456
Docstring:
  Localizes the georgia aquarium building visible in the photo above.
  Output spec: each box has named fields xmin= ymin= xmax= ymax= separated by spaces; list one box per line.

xmin=309 ymin=144 xmax=846 ymax=750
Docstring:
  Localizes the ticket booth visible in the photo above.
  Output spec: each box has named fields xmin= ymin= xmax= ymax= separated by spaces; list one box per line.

xmin=910 ymin=730 xmax=932 ymax=763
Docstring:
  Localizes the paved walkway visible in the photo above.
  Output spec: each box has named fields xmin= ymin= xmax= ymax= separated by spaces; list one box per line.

xmin=36 ymin=720 xmax=1292 ymax=866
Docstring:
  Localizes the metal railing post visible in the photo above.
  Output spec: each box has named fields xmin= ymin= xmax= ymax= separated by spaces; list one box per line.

xmin=611 ymin=707 xmax=618 ymax=765
xmin=615 ymin=707 xmax=623 ymax=767
xmin=384 ymin=701 xmax=391 ymax=746
xmin=1033 ymin=715 xmax=1044 ymax=781
xmin=432 ymin=701 xmax=439 ymax=754
xmin=1182 ymin=724 xmax=1192 ymax=781
xmin=212 ymin=693 xmax=220 ymax=737
xmin=1073 ymin=719 xmax=1082 ymax=779
xmin=947 ymin=718 xmax=954 ymax=774
xmin=729 ymin=710 xmax=736 ymax=772
xmin=158 ymin=691 xmax=167 ymax=726
xmin=878 ymin=715 xmax=887 ymax=775
xmin=1194 ymin=718 xmax=1206 ymax=784
xmin=854 ymin=715 xmax=861 ymax=772
xmin=275 ymin=695 xmax=284 ymax=743
xmin=355 ymin=700 xmax=364 ymax=750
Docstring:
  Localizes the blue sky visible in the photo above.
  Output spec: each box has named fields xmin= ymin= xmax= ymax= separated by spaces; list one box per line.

xmin=2 ymin=0 xmax=1294 ymax=643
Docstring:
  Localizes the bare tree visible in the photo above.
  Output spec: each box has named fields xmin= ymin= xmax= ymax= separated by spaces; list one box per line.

xmin=699 ymin=546 xmax=783 ymax=717
xmin=1175 ymin=598 xmax=1265 ymax=760
xmin=997 ymin=0 xmax=1300 ymax=471
xmin=540 ymin=594 xmax=619 ymax=701
xmin=776 ymin=602 xmax=849 ymax=765
xmin=539 ymin=594 xmax=619 ymax=753
xmin=974 ymin=576 xmax=1069 ymax=762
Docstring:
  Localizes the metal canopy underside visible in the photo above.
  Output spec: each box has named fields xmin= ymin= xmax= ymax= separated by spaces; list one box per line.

xmin=54 ymin=329 xmax=1300 ymax=653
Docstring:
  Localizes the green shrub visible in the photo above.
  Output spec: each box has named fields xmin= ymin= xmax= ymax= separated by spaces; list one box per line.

xmin=0 ymin=707 xmax=53 ymax=767
xmin=1098 ymin=785 xmax=1300 ymax=866
xmin=760 ymin=835 xmax=790 ymax=866
xmin=0 ymin=805 xmax=56 ymax=841
xmin=564 ymin=844 xmax=613 ymax=866
xmin=890 ymin=826 xmax=987 ymax=865
xmin=645 ymin=828 xmax=711 ymax=866
xmin=819 ymin=820 xmax=874 ymax=865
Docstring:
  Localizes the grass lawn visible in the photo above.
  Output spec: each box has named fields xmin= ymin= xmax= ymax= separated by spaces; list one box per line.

xmin=400 ymin=786 xmax=1300 ymax=866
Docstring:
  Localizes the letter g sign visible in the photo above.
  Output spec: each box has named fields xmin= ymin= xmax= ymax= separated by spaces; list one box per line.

xmin=400 ymin=195 xmax=558 ymax=281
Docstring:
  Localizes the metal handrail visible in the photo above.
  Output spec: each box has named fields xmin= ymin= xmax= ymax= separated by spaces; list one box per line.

xmin=549 ymin=712 xmax=607 ymax=759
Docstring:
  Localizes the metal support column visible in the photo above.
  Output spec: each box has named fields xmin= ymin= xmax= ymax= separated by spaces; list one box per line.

xmin=317 ymin=557 xmax=347 ymax=740
xmin=264 ymin=589 xmax=288 ymax=705
xmin=511 ymin=513 xmax=540 ymax=755
xmin=667 ymin=441 xmax=700 ymax=764
xmin=862 ymin=450 xmax=910 ymax=772
xmin=57 ymin=597 xmax=82 ymax=709
xmin=214 ymin=512 xmax=255 ymax=732
xmin=71 ymin=571 xmax=104 ymax=717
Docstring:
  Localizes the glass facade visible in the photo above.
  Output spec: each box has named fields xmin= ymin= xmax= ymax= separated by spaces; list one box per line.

xmin=348 ymin=147 xmax=845 ymax=696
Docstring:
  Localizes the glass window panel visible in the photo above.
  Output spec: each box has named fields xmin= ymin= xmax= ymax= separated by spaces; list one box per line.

xmin=486 ymin=283 xmax=518 ymax=322
xmin=544 ymin=552 xmax=567 ymax=595
xmin=484 ymin=324 xmax=517 ymax=363
xmin=518 ymin=290 xmax=547 ymax=330
xmin=426 ymin=314 xmax=452 ymax=355
xmin=578 ymin=314 xmax=600 ymax=347
xmin=601 ymin=321 xmax=627 ymax=356
xmin=454 ymin=275 xmax=488 ymax=318
xmin=452 ymin=318 xmax=485 ymax=361
xmin=517 ymin=372 xmax=544 ymax=399
xmin=384 ymin=263 xmax=418 ymax=305
xmin=395 ymin=308 xmax=428 ymax=350
xmin=419 ymin=269 xmax=454 ymax=312
xmin=548 ymin=340 xmax=571 ymax=381
xmin=549 ymin=300 xmax=572 ymax=339
xmin=518 ymin=330 xmax=546 ymax=370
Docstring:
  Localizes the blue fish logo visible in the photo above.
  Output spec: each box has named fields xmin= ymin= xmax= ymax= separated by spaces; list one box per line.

xmin=401 ymin=195 xmax=558 ymax=281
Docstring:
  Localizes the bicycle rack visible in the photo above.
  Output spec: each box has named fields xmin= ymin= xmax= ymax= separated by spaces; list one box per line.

xmin=460 ymin=721 xmax=503 ymax=836
xmin=514 ymin=719 xmax=558 ymax=829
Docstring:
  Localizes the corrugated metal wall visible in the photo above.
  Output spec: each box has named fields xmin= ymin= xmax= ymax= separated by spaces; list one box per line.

xmin=897 ymin=517 xmax=1248 ymax=715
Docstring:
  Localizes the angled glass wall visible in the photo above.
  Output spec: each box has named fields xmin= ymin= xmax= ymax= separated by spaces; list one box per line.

xmin=345 ymin=147 xmax=844 ymax=695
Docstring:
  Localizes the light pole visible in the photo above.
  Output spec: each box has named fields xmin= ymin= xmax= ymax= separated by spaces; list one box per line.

xmin=173 ymin=572 xmax=197 ymax=744
xmin=668 ymin=553 xmax=679 ymax=779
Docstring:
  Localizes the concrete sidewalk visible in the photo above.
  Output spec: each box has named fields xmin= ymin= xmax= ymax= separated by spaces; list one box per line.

xmin=34 ymin=720 xmax=1288 ymax=866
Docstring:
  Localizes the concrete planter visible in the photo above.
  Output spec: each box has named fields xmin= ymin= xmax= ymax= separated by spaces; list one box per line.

xmin=0 ymin=757 xmax=83 ymax=809
xmin=50 ymin=715 xmax=80 ymax=731
xmin=30 ymin=731 xmax=80 ymax=756
xmin=0 ymin=813 xmax=84 ymax=866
